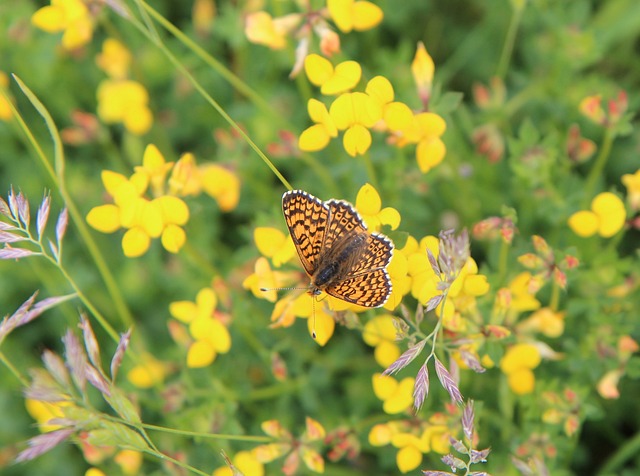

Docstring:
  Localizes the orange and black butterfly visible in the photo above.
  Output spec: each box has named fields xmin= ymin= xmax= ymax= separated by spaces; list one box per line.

xmin=282 ymin=190 xmax=393 ymax=308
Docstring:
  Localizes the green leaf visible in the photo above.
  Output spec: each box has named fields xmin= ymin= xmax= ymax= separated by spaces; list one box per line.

xmin=105 ymin=387 xmax=142 ymax=424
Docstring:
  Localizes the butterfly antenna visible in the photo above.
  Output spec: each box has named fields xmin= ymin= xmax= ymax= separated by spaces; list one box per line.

xmin=311 ymin=297 xmax=317 ymax=340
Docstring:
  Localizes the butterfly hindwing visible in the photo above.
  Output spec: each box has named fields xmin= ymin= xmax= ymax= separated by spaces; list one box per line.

xmin=325 ymin=268 xmax=392 ymax=307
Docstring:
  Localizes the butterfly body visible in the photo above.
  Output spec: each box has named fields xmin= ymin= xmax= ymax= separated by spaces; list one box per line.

xmin=282 ymin=190 xmax=393 ymax=307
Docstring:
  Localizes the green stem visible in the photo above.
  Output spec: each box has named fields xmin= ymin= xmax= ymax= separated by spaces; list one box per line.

xmin=7 ymin=78 xmax=134 ymax=332
xmin=0 ymin=351 xmax=29 ymax=387
xmin=362 ymin=152 xmax=379 ymax=190
xmin=141 ymin=422 xmax=271 ymax=443
xmin=496 ymin=1 xmax=525 ymax=80
xmin=583 ymin=127 xmax=614 ymax=206
xmin=549 ymin=280 xmax=560 ymax=311
xmin=597 ymin=429 xmax=640 ymax=475
xmin=496 ymin=238 xmax=511 ymax=287
xmin=131 ymin=2 xmax=292 ymax=191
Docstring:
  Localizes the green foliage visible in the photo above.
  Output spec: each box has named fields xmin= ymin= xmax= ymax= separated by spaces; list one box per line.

xmin=1 ymin=0 xmax=640 ymax=475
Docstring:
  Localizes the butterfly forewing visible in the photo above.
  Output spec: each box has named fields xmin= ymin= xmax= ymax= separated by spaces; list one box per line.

xmin=282 ymin=190 xmax=329 ymax=276
xmin=323 ymin=199 xmax=368 ymax=252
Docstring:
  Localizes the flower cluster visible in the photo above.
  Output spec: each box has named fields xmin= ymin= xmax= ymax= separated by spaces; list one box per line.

xmin=169 ymin=287 xmax=232 ymax=368
xmin=87 ymin=144 xmax=240 ymax=257
xmin=299 ymin=47 xmax=447 ymax=173
xmin=568 ymin=192 xmax=626 ymax=238
xmin=96 ymin=38 xmax=153 ymax=135
xmin=245 ymin=0 xmax=382 ymax=74
xmin=253 ymin=417 xmax=326 ymax=475
xmin=369 ymin=403 xmax=457 ymax=473
xmin=31 ymin=0 xmax=98 ymax=50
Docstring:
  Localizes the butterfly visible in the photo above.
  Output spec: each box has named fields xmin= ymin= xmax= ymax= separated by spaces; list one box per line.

xmin=282 ymin=190 xmax=393 ymax=308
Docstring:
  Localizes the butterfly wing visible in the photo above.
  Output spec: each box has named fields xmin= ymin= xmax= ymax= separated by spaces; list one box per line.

xmin=282 ymin=190 xmax=329 ymax=277
xmin=324 ymin=268 xmax=392 ymax=307
xmin=323 ymin=199 xmax=369 ymax=252
xmin=325 ymin=232 xmax=394 ymax=307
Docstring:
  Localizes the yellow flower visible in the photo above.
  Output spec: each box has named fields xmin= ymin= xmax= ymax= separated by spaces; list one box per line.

xmin=134 ymin=144 xmax=174 ymax=196
xmin=31 ymin=0 xmax=94 ymax=50
xmin=330 ymin=92 xmax=382 ymax=156
xmin=365 ymin=76 xmax=413 ymax=132
xmin=25 ymin=399 xmax=70 ymax=432
xmin=568 ymin=192 xmax=626 ymax=238
xmin=170 ymin=288 xmax=231 ymax=368
xmin=85 ymin=469 xmax=106 ymax=476
xmin=168 ymin=153 xmax=201 ymax=196
xmin=86 ymin=166 xmax=190 ymax=257
xmin=253 ymin=227 xmax=296 ymax=267
xmin=114 ymin=449 xmax=143 ymax=475
xmin=127 ymin=353 xmax=166 ymax=388
xmin=213 ymin=450 xmax=265 ymax=476
xmin=305 ymin=54 xmax=362 ymax=95
xmin=372 ymin=373 xmax=414 ymax=414
xmin=507 ymin=272 xmax=542 ymax=313
xmin=500 ymin=343 xmax=541 ymax=395
xmin=517 ymin=307 xmax=565 ymax=338
xmin=363 ymin=315 xmax=400 ymax=367
xmin=96 ymin=38 xmax=132 ymax=80
xmin=97 ymin=79 xmax=153 ymax=135
xmin=384 ymin=245 xmax=411 ymax=310
xmin=397 ymin=112 xmax=447 ymax=173
xmin=622 ymin=168 xmax=640 ymax=211
xmin=578 ymin=95 xmax=606 ymax=125
xmin=411 ymin=42 xmax=434 ymax=104
xmin=254 ymin=418 xmax=325 ymax=474
xmin=244 ymin=11 xmax=301 ymax=50
xmin=199 ymin=163 xmax=241 ymax=211
xmin=0 ymin=72 xmax=13 ymax=121
xmin=299 ymin=99 xmax=338 ymax=152
xmin=355 ymin=183 xmax=401 ymax=232
xmin=327 ymin=0 xmax=383 ymax=33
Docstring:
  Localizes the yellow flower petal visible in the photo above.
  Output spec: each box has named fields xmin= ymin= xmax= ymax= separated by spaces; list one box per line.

xmin=412 ymin=41 xmax=434 ymax=92
xmin=365 ymin=76 xmax=394 ymax=105
xmin=507 ymin=368 xmax=535 ymax=395
xmin=383 ymin=102 xmax=413 ymax=131
xmin=396 ymin=444 xmax=422 ymax=473
xmin=568 ymin=210 xmax=598 ymax=237
xmin=305 ymin=54 xmax=334 ymax=86
xmin=86 ymin=204 xmax=121 ymax=233
xmin=161 ymin=224 xmax=186 ymax=253
xmin=592 ymin=192 xmax=626 ymax=237
xmin=200 ymin=164 xmax=241 ymax=211
xmin=351 ymin=1 xmax=383 ymax=31
xmin=500 ymin=343 xmax=541 ymax=374
xmin=187 ymin=340 xmax=216 ymax=368
xmin=31 ymin=6 xmax=65 ymax=33
xmin=154 ymin=195 xmax=190 ymax=225
xmin=308 ymin=309 xmax=335 ymax=346
xmin=122 ymin=227 xmax=151 ymax=257
xmin=343 ymin=124 xmax=372 ymax=156
xmin=299 ymin=124 xmax=332 ymax=151
xmin=321 ymin=61 xmax=362 ymax=95
xmin=169 ymin=300 xmax=198 ymax=323
xmin=378 ymin=207 xmax=401 ymax=230
xmin=416 ymin=136 xmax=446 ymax=173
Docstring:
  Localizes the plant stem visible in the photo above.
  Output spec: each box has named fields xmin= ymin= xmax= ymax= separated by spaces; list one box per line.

xmin=583 ymin=127 xmax=614 ymax=206
xmin=496 ymin=0 xmax=525 ymax=80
